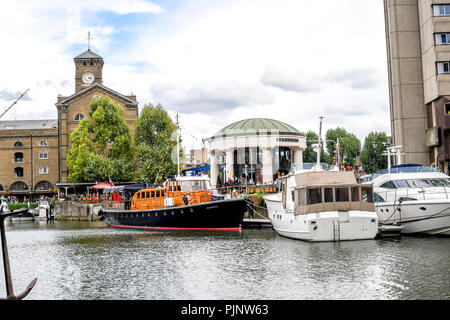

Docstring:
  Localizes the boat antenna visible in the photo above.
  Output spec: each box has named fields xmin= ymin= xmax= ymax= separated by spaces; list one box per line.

xmin=0 ymin=89 xmax=29 ymax=119
xmin=316 ymin=116 xmax=324 ymax=171
xmin=176 ymin=114 xmax=180 ymax=177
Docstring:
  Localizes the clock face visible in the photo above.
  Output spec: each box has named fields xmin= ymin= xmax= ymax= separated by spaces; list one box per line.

xmin=82 ymin=72 xmax=94 ymax=84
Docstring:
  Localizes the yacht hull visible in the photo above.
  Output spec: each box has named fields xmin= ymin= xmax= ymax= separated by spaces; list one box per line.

xmin=99 ymin=198 xmax=247 ymax=231
xmin=376 ymin=201 xmax=450 ymax=235
xmin=265 ymin=195 xmax=378 ymax=242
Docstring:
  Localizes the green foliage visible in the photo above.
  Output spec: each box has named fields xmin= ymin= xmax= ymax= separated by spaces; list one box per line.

xmin=67 ymin=96 xmax=135 ymax=182
xmin=8 ymin=203 xmax=38 ymax=211
xmin=360 ymin=132 xmax=390 ymax=174
xmin=303 ymin=130 xmax=328 ymax=164
xmin=133 ymin=104 xmax=181 ymax=183
xmin=325 ymin=127 xmax=361 ymax=167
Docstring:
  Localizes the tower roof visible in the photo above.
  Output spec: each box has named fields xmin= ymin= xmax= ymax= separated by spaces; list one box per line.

xmin=74 ymin=49 xmax=103 ymax=60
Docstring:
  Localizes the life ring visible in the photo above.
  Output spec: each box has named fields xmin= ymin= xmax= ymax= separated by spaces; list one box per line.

xmin=185 ymin=193 xmax=193 ymax=202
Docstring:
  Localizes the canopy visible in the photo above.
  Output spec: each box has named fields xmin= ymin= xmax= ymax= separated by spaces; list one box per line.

xmin=90 ymin=182 xmax=114 ymax=190
xmin=103 ymin=184 xmax=163 ymax=193
xmin=182 ymin=165 xmax=210 ymax=173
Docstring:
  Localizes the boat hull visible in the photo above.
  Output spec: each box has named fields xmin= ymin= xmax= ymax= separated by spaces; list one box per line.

xmin=376 ymin=201 xmax=450 ymax=235
xmin=100 ymin=198 xmax=247 ymax=231
xmin=265 ymin=195 xmax=378 ymax=242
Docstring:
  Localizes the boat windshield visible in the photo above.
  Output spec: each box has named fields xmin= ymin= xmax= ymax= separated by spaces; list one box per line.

xmin=290 ymin=162 xmax=332 ymax=172
xmin=370 ymin=165 xmax=438 ymax=181
xmin=379 ymin=178 xmax=450 ymax=189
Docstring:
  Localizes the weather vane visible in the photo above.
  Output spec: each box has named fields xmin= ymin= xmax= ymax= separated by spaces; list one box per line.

xmin=86 ymin=31 xmax=93 ymax=50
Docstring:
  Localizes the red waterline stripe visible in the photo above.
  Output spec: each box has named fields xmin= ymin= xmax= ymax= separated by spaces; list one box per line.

xmin=108 ymin=224 xmax=242 ymax=231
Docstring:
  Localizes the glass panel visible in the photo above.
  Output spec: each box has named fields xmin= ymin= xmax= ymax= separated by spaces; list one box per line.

xmin=446 ymin=5 xmax=450 ymax=14
xmin=443 ymin=34 xmax=448 ymax=44
xmin=394 ymin=180 xmax=410 ymax=188
xmin=440 ymin=5 xmax=445 ymax=15
xmin=298 ymin=189 xmax=306 ymax=206
xmin=362 ymin=187 xmax=374 ymax=203
xmin=324 ymin=188 xmax=333 ymax=202
xmin=335 ymin=188 xmax=349 ymax=202
xmin=182 ymin=181 xmax=190 ymax=191
xmin=160 ymin=190 xmax=165 ymax=197
xmin=145 ymin=192 xmax=149 ymax=198
xmin=445 ymin=63 xmax=449 ymax=73
xmin=307 ymin=188 xmax=322 ymax=205
xmin=191 ymin=181 xmax=199 ymax=191
xmin=351 ymin=187 xmax=360 ymax=202
xmin=151 ymin=191 xmax=155 ymax=198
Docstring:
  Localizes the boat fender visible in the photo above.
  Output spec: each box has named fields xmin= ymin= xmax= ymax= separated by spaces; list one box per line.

xmin=98 ymin=209 xmax=105 ymax=221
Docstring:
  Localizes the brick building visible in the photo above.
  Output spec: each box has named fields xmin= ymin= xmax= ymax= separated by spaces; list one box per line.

xmin=0 ymin=48 xmax=138 ymax=199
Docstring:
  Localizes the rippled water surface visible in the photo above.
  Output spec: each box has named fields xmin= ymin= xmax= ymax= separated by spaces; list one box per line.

xmin=1 ymin=220 xmax=449 ymax=300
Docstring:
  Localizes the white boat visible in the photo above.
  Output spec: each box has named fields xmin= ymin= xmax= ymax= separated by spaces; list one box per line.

xmin=264 ymin=165 xmax=379 ymax=242
xmin=264 ymin=117 xmax=378 ymax=242
xmin=365 ymin=164 xmax=450 ymax=235
xmin=37 ymin=199 xmax=51 ymax=220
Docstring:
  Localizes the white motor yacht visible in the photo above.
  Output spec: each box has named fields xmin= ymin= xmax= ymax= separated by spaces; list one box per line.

xmin=366 ymin=164 xmax=450 ymax=235
xmin=264 ymin=117 xmax=378 ymax=242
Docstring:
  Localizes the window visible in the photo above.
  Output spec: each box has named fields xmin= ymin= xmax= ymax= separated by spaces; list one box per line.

xmin=324 ymin=188 xmax=333 ymax=203
xmin=351 ymin=187 xmax=360 ymax=202
xmin=14 ymin=152 xmax=23 ymax=163
xmin=433 ymin=4 xmax=450 ymax=16
xmin=435 ymin=33 xmax=450 ymax=45
xmin=446 ymin=103 xmax=450 ymax=114
xmin=182 ymin=181 xmax=191 ymax=191
xmin=74 ymin=114 xmax=85 ymax=121
xmin=39 ymin=166 xmax=48 ymax=174
xmin=380 ymin=181 xmax=397 ymax=189
xmin=39 ymin=152 xmax=48 ymax=159
xmin=437 ymin=62 xmax=450 ymax=74
xmin=39 ymin=140 xmax=48 ymax=146
xmin=307 ymin=188 xmax=322 ymax=205
xmin=14 ymin=141 xmax=23 ymax=148
xmin=335 ymin=188 xmax=349 ymax=202
xmin=362 ymin=187 xmax=374 ymax=203
xmin=191 ymin=181 xmax=199 ymax=191
xmin=393 ymin=180 xmax=410 ymax=188
xmin=14 ymin=167 xmax=24 ymax=178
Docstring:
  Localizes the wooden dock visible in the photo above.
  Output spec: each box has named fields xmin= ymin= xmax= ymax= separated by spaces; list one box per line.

xmin=242 ymin=218 xmax=272 ymax=229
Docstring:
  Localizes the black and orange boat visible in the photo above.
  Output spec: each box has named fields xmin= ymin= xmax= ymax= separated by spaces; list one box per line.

xmin=98 ymin=175 xmax=247 ymax=231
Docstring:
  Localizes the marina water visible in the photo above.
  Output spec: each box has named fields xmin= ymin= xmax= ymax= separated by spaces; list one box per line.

xmin=1 ymin=220 xmax=449 ymax=300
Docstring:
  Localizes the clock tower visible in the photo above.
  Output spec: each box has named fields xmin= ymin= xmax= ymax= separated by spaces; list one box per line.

xmin=74 ymin=49 xmax=104 ymax=93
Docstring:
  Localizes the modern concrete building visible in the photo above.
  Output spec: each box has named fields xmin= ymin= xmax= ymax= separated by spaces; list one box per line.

xmin=205 ymin=118 xmax=306 ymax=187
xmin=384 ymin=0 xmax=450 ymax=171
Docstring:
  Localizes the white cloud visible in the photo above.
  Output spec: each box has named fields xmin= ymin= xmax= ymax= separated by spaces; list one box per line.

xmin=0 ymin=0 xmax=390 ymax=151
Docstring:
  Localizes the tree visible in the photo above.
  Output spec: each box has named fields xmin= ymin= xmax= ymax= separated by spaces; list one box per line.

xmin=325 ymin=127 xmax=361 ymax=167
xmin=303 ymin=131 xmax=328 ymax=163
xmin=133 ymin=103 xmax=181 ymax=183
xmin=360 ymin=132 xmax=390 ymax=174
xmin=67 ymin=96 xmax=135 ymax=182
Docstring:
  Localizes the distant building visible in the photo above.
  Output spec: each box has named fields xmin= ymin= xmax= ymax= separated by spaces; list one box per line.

xmin=0 ymin=47 xmax=138 ymax=199
xmin=384 ymin=0 xmax=450 ymax=171
xmin=205 ymin=118 xmax=306 ymax=187
xmin=183 ymin=147 xmax=208 ymax=170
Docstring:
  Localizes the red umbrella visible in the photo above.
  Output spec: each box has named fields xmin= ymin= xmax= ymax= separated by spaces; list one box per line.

xmin=90 ymin=182 xmax=114 ymax=190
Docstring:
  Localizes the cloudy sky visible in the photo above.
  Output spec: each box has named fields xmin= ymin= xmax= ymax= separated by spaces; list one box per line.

xmin=0 ymin=0 xmax=389 ymax=151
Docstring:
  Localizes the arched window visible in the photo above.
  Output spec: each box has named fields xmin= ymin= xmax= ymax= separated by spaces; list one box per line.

xmin=35 ymin=181 xmax=53 ymax=191
xmin=74 ymin=114 xmax=85 ymax=121
xmin=14 ymin=141 xmax=23 ymax=148
xmin=39 ymin=140 xmax=48 ymax=146
xmin=10 ymin=181 xmax=28 ymax=191
xmin=14 ymin=167 xmax=24 ymax=178
xmin=14 ymin=152 xmax=23 ymax=163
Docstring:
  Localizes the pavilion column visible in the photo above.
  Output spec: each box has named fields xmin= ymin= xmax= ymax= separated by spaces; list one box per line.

xmin=293 ymin=148 xmax=303 ymax=166
xmin=210 ymin=151 xmax=218 ymax=188
xmin=262 ymin=148 xmax=273 ymax=184
xmin=225 ymin=148 xmax=234 ymax=181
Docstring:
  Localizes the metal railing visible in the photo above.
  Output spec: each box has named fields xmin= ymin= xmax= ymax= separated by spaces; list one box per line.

xmin=215 ymin=184 xmax=277 ymax=197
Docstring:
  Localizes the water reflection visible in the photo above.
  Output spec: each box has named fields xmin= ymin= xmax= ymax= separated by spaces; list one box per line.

xmin=0 ymin=220 xmax=449 ymax=300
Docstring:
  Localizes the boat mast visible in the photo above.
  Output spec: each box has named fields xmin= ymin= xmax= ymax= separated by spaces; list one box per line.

xmin=176 ymin=114 xmax=180 ymax=177
xmin=316 ymin=116 xmax=324 ymax=171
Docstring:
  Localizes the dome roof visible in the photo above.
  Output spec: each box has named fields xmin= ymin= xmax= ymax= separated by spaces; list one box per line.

xmin=214 ymin=118 xmax=302 ymax=137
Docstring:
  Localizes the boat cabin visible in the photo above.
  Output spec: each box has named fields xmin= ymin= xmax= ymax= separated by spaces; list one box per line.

xmin=130 ymin=176 xmax=213 ymax=210
xmin=281 ymin=171 xmax=375 ymax=215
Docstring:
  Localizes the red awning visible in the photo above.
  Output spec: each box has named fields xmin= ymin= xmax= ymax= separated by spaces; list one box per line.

xmin=90 ymin=182 xmax=114 ymax=190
